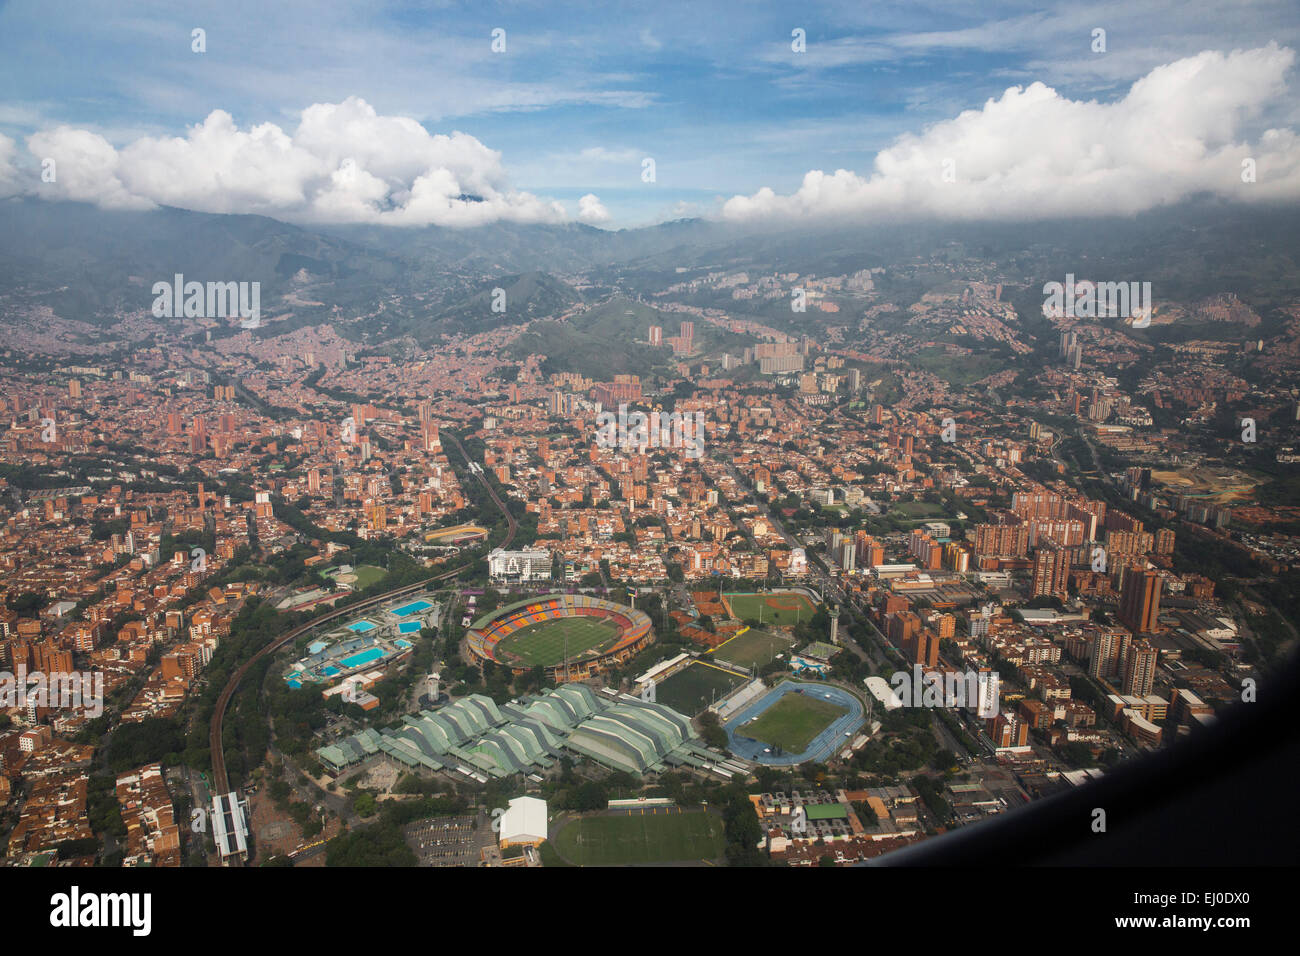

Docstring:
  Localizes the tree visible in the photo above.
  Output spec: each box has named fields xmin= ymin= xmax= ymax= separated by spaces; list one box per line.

xmin=721 ymin=787 xmax=764 ymax=866
xmin=570 ymin=781 xmax=609 ymax=812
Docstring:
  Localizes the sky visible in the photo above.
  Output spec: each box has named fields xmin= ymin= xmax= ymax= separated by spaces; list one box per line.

xmin=1 ymin=0 xmax=1299 ymax=228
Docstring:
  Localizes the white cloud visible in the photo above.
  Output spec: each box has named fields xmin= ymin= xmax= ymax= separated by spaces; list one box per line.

xmin=576 ymin=193 xmax=611 ymax=224
xmin=723 ymin=44 xmax=1300 ymax=223
xmin=0 ymin=133 xmax=22 ymax=198
xmin=28 ymin=126 xmax=154 ymax=209
xmin=22 ymin=96 xmax=569 ymax=226
xmin=574 ymin=146 xmax=644 ymax=164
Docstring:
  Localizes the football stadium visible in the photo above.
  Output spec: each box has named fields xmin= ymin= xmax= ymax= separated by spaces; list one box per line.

xmin=466 ymin=594 xmax=654 ymax=683
xmin=723 ymin=681 xmax=865 ymax=766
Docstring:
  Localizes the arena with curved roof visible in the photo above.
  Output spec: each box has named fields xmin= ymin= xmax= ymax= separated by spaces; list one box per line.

xmin=465 ymin=593 xmax=654 ymax=683
xmin=316 ymin=684 xmax=740 ymax=780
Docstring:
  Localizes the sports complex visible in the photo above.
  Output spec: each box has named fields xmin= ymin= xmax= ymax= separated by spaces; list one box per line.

xmin=284 ymin=594 xmax=438 ymax=688
xmin=723 ymin=681 xmax=865 ymax=765
xmin=466 ymin=593 xmax=654 ymax=683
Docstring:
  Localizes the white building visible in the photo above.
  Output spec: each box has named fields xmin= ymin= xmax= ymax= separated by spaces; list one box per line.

xmin=487 ymin=548 xmax=553 ymax=583
xmin=499 ymin=796 xmax=548 ymax=848
xmin=212 ymin=792 xmax=250 ymax=865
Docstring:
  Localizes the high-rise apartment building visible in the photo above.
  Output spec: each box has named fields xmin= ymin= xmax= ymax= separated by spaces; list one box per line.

xmin=1119 ymin=567 xmax=1163 ymax=634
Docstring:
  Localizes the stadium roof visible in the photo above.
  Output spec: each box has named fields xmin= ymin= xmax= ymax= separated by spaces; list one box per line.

xmin=316 ymin=685 xmax=710 ymax=778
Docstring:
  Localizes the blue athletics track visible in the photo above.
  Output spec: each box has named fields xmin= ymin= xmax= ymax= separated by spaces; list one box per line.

xmin=723 ymin=681 xmax=865 ymax=766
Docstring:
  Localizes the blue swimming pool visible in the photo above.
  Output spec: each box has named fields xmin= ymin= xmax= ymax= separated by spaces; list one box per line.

xmin=322 ymin=666 xmax=341 ymax=677
xmin=338 ymin=646 xmax=385 ymax=670
xmin=390 ymin=599 xmax=433 ymax=617
xmin=397 ymin=621 xmax=422 ymax=634
xmin=287 ymin=679 xmax=302 ymax=689
xmin=346 ymin=620 xmax=378 ymax=634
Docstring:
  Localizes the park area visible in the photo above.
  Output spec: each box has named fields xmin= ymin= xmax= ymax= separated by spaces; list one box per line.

xmin=742 ymin=692 xmax=847 ymax=753
xmin=494 ymin=616 xmax=622 ymax=667
xmin=552 ymin=809 xmax=725 ymax=865
xmin=723 ymin=591 xmax=816 ymax=627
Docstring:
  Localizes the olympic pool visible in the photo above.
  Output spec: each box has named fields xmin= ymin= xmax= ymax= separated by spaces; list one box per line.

xmin=338 ymin=646 xmax=385 ymax=670
xmin=390 ymin=599 xmax=434 ymax=617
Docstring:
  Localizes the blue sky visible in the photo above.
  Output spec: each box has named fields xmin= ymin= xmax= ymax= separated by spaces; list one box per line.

xmin=2 ymin=0 xmax=1298 ymax=227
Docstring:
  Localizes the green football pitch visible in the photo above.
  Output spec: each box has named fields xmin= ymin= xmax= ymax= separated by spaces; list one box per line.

xmin=494 ymin=617 xmax=621 ymax=667
xmin=710 ymin=628 xmax=792 ymax=669
xmin=553 ymin=810 xmax=725 ymax=865
xmin=743 ymin=693 xmax=847 ymax=752
xmin=724 ymin=592 xmax=816 ymax=627
xmin=654 ymin=662 xmax=747 ymax=717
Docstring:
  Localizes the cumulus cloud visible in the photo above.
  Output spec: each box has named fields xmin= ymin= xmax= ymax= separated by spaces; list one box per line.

xmin=723 ymin=44 xmax=1300 ymax=223
xmin=30 ymin=126 xmax=157 ymax=210
xmin=24 ymin=96 xmax=568 ymax=227
xmin=576 ymin=193 xmax=611 ymax=224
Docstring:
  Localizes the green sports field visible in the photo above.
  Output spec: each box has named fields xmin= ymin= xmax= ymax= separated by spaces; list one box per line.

xmin=710 ymin=628 xmax=793 ymax=669
xmin=743 ymin=693 xmax=847 ymax=752
xmin=553 ymin=810 xmax=725 ymax=865
xmin=724 ymin=592 xmax=816 ymax=627
xmin=654 ymin=662 xmax=747 ymax=716
xmin=494 ymin=617 xmax=621 ymax=667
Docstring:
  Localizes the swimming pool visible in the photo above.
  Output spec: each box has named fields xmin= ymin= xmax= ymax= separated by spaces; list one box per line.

xmin=390 ymin=599 xmax=433 ymax=617
xmin=322 ymin=666 xmax=341 ymax=677
xmin=338 ymin=646 xmax=385 ymax=670
xmin=397 ymin=621 xmax=422 ymax=634
xmin=308 ymin=640 xmax=329 ymax=654
xmin=286 ymin=679 xmax=302 ymax=689
xmin=346 ymin=620 xmax=378 ymax=634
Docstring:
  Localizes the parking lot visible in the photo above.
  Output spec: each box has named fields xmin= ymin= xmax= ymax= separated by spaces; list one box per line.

xmin=403 ymin=815 xmax=481 ymax=867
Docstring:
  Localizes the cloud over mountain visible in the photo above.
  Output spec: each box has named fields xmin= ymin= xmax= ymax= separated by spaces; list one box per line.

xmin=9 ymin=96 xmax=577 ymax=227
xmin=576 ymin=193 xmax=611 ymax=224
xmin=723 ymin=44 xmax=1300 ymax=223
